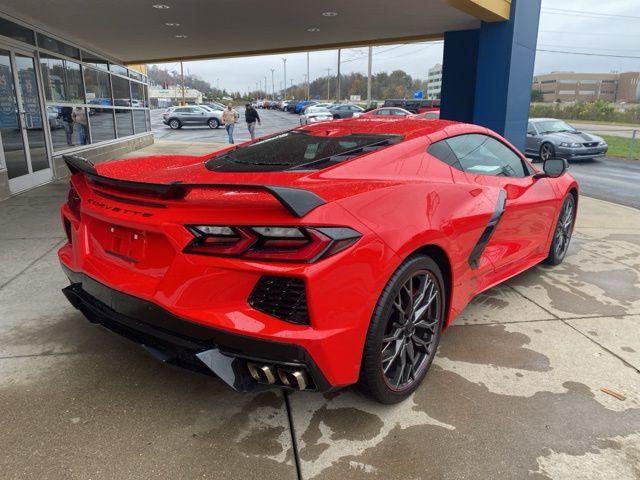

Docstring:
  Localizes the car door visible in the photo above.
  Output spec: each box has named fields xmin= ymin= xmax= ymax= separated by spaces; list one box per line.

xmin=525 ymin=122 xmax=541 ymax=156
xmin=175 ymin=107 xmax=194 ymax=125
xmin=445 ymin=133 xmax=558 ymax=273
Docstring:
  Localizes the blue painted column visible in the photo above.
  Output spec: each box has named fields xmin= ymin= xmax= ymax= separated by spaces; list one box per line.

xmin=440 ymin=0 xmax=541 ymax=152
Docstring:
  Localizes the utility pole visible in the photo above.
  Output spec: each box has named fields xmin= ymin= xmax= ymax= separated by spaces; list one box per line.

xmin=264 ymin=76 xmax=268 ymax=98
xmin=306 ymin=51 xmax=310 ymax=100
xmin=270 ymin=68 xmax=275 ymax=99
xmin=326 ymin=68 xmax=331 ymax=101
xmin=336 ymin=49 xmax=341 ymax=102
xmin=303 ymin=74 xmax=308 ymax=100
xmin=180 ymin=61 xmax=186 ymax=105
xmin=290 ymin=78 xmax=294 ymax=98
xmin=282 ymin=58 xmax=287 ymax=99
xmin=367 ymin=46 xmax=373 ymax=106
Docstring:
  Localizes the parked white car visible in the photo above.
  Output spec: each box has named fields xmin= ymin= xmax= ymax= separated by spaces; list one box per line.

xmin=300 ymin=107 xmax=334 ymax=125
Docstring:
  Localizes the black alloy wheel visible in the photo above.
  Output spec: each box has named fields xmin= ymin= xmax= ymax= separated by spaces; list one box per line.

xmin=540 ymin=142 xmax=555 ymax=162
xmin=381 ymin=270 xmax=442 ymax=391
xmin=208 ymin=118 xmax=220 ymax=129
xmin=545 ymin=194 xmax=576 ymax=265
xmin=169 ymin=119 xmax=181 ymax=129
xmin=358 ymin=255 xmax=445 ymax=404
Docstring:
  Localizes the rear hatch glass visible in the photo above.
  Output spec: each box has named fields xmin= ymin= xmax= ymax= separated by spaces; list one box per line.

xmin=206 ymin=131 xmax=401 ymax=172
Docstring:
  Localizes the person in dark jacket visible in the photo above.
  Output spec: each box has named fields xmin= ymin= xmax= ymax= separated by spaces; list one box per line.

xmin=245 ymin=102 xmax=261 ymax=140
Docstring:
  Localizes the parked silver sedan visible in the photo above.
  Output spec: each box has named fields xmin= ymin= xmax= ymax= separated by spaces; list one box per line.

xmin=162 ymin=105 xmax=224 ymax=129
xmin=526 ymin=118 xmax=608 ymax=161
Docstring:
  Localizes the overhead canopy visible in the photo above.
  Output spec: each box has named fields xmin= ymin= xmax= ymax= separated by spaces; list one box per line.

xmin=0 ymin=0 xmax=510 ymax=63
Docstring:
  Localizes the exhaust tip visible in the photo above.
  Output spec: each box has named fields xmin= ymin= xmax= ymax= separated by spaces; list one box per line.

xmin=247 ymin=362 xmax=276 ymax=385
xmin=277 ymin=368 xmax=309 ymax=390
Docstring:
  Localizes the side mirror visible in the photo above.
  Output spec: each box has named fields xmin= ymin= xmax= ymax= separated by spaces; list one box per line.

xmin=534 ymin=158 xmax=568 ymax=179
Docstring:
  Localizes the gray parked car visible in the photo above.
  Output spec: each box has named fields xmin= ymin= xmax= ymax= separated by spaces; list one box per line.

xmin=162 ymin=105 xmax=223 ymax=129
xmin=526 ymin=118 xmax=608 ymax=161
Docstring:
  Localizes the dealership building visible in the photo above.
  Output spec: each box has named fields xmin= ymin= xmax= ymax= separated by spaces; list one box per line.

xmin=533 ymin=71 xmax=640 ymax=104
xmin=426 ymin=63 xmax=443 ymax=100
xmin=0 ymin=0 xmax=541 ymax=200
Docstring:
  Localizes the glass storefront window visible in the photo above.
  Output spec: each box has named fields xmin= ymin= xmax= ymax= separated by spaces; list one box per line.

xmin=115 ymin=109 xmax=133 ymax=137
xmin=0 ymin=17 xmax=35 ymax=45
xmin=89 ymin=108 xmax=115 ymax=142
xmin=131 ymin=81 xmax=144 ymax=108
xmin=37 ymin=33 xmax=80 ymax=59
xmin=84 ymin=66 xmax=112 ymax=106
xmin=81 ymin=50 xmax=108 ymax=71
xmin=39 ymin=53 xmax=83 ymax=103
xmin=112 ymin=75 xmax=130 ymax=107
xmin=143 ymin=84 xmax=149 ymax=107
xmin=110 ymin=64 xmax=128 ymax=76
xmin=133 ymin=109 xmax=147 ymax=134
xmin=48 ymin=106 xmax=90 ymax=150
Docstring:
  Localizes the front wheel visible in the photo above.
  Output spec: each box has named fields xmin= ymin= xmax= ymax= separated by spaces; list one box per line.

xmin=540 ymin=142 xmax=555 ymax=162
xmin=208 ymin=118 xmax=220 ymax=129
xmin=168 ymin=119 xmax=181 ymax=129
xmin=544 ymin=194 xmax=576 ymax=265
xmin=358 ymin=255 xmax=445 ymax=404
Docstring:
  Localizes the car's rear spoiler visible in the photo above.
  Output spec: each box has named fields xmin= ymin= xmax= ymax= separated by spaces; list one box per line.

xmin=63 ymin=155 xmax=326 ymax=218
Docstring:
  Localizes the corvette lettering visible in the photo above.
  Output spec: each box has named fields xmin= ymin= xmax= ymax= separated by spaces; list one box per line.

xmin=86 ymin=198 xmax=153 ymax=217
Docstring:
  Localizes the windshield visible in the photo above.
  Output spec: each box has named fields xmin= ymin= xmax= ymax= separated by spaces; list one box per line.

xmin=207 ymin=130 xmax=401 ymax=172
xmin=534 ymin=120 xmax=576 ymax=134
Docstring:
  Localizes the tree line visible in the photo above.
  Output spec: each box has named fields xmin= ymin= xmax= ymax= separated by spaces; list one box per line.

xmin=148 ymin=64 xmax=433 ymax=102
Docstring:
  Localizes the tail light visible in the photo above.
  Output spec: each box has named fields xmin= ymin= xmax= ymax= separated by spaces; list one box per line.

xmin=184 ymin=225 xmax=361 ymax=263
xmin=67 ymin=184 xmax=81 ymax=219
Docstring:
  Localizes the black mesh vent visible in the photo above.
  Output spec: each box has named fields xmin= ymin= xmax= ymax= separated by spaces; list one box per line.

xmin=249 ymin=276 xmax=309 ymax=325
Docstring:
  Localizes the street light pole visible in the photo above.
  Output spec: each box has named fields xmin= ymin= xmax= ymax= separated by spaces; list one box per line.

xmin=270 ymin=68 xmax=275 ymax=99
xmin=180 ymin=61 xmax=186 ymax=105
xmin=326 ymin=68 xmax=331 ymax=101
xmin=282 ymin=58 xmax=287 ymax=99
xmin=336 ymin=49 xmax=341 ymax=102
xmin=306 ymin=51 xmax=310 ymax=100
xmin=367 ymin=46 xmax=373 ymax=106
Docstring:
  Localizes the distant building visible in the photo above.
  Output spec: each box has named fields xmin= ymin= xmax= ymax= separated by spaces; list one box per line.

xmin=427 ymin=64 xmax=442 ymax=100
xmin=148 ymin=86 xmax=203 ymax=108
xmin=532 ymin=72 xmax=640 ymax=103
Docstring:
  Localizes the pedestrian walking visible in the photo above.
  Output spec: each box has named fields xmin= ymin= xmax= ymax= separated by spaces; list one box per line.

xmin=222 ymin=104 xmax=239 ymax=144
xmin=59 ymin=106 xmax=74 ymax=146
xmin=245 ymin=102 xmax=261 ymax=140
xmin=72 ymin=107 xmax=89 ymax=145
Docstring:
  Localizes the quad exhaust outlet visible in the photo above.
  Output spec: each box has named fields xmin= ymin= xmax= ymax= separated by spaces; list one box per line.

xmin=247 ymin=362 xmax=310 ymax=390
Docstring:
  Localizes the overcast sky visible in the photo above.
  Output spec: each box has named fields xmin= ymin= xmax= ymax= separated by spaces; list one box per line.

xmin=151 ymin=0 xmax=639 ymax=94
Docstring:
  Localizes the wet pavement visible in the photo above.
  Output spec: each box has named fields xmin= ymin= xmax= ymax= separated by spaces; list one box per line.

xmin=1 ymin=147 xmax=639 ymax=479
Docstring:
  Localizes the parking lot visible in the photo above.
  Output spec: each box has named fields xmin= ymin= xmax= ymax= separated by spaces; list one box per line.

xmin=1 ymin=138 xmax=639 ymax=478
xmin=151 ymin=107 xmax=301 ymax=144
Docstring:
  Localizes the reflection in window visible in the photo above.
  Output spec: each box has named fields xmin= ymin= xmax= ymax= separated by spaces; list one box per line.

xmin=89 ymin=109 xmax=115 ymax=142
xmin=110 ymin=64 xmax=128 ymax=76
xmin=112 ymin=75 xmax=130 ymax=107
xmin=133 ymin=110 xmax=147 ymax=134
xmin=81 ymin=50 xmax=108 ymax=70
xmin=39 ymin=53 xmax=84 ymax=103
xmin=0 ymin=17 xmax=35 ymax=45
xmin=115 ymin=109 xmax=133 ymax=137
xmin=143 ymin=84 xmax=149 ymax=107
xmin=131 ymin=81 xmax=144 ymax=107
xmin=83 ymin=67 xmax=112 ymax=106
xmin=37 ymin=33 xmax=80 ymax=59
xmin=47 ymin=106 xmax=90 ymax=150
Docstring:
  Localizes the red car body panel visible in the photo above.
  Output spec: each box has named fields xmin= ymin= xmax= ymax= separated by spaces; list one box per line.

xmin=58 ymin=117 xmax=578 ymax=390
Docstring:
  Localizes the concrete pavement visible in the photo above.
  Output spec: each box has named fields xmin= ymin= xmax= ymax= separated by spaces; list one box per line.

xmin=1 ymin=142 xmax=639 ymax=479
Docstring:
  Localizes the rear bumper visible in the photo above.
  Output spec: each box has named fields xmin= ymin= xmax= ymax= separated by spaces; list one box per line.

xmin=61 ymin=265 xmax=332 ymax=392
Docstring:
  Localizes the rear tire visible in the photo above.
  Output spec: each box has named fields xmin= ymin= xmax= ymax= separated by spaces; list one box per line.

xmin=208 ymin=118 xmax=220 ymax=129
xmin=544 ymin=194 xmax=576 ymax=266
xmin=357 ymin=255 xmax=445 ymax=404
xmin=168 ymin=119 xmax=181 ymax=129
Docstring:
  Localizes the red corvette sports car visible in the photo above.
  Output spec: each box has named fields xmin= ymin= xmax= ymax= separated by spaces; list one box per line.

xmin=59 ymin=117 xmax=578 ymax=403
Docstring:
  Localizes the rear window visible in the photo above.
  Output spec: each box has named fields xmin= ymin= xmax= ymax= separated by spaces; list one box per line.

xmin=206 ymin=130 xmax=401 ymax=172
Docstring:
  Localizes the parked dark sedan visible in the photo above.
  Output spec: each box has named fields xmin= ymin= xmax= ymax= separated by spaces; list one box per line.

xmin=526 ymin=118 xmax=608 ymax=161
xmin=329 ymin=104 xmax=364 ymax=119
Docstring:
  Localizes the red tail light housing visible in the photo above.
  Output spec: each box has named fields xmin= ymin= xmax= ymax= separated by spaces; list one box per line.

xmin=184 ymin=225 xmax=361 ymax=263
xmin=67 ymin=184 xmax=81 ymax=219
